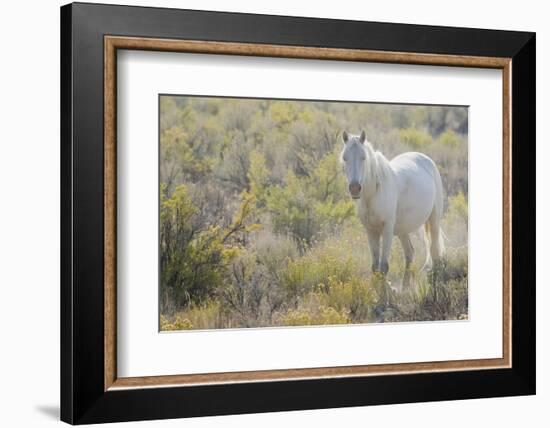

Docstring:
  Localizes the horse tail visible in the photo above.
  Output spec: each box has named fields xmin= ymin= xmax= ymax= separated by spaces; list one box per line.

xmin=421 ymin=162 xmax=445 ymax=270
xmin=422 ymin=223 xmax=446 ymax=270
xmin=421 ymin=224 xmax=432 ymax=271
xmin=433 ymin=163 xmax=445 ymax=258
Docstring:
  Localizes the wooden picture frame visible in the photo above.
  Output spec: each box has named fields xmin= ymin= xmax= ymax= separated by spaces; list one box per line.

xmin=61 ymin=2 xmax=535 ymax=424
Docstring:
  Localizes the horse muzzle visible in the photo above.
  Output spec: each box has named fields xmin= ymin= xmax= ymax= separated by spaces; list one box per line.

xmin=349 ymin=182 xmax=362 ymax=199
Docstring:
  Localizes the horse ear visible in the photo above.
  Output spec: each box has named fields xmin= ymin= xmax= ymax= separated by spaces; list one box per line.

xmin=342 ymin=131 xmax=349 ymax=144
xmin=360 ymin=130 xmax=366 ymax=144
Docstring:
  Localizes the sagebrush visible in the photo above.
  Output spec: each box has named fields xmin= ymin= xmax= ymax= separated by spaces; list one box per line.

xmin=159 ymin=97 xmax=468 ymax=330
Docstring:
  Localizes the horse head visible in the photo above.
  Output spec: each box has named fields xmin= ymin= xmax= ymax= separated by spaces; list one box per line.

xmin=341 ymin=130 xmax=368 ymax=199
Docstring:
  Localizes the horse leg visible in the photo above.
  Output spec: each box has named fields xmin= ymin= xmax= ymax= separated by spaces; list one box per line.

xmin=399 ymin=234 xmax=414 ymax=288
xmin=366 ymin=229 xmax=381 ymax=273
xmin=379 ymin=223 xmax=394 ymax=275
xmin=371 ymin=223 xmax=394 ymax=308
xmin=399 ymin=233 xmax=414 ymax=268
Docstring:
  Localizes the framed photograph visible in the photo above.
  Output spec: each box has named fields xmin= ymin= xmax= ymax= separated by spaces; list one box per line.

xmin=60 ymin=2 xmax=535 ymax=424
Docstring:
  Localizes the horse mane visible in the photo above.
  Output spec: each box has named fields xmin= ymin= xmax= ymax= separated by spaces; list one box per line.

xmin=364 ymin=141 xmax=393 ymax=187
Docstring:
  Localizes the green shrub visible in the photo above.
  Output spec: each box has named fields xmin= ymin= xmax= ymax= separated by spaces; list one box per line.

xmin=266 ymin=171 xmax=318 ymax=247
xmin=282 ymin=242 xmax=360 ymax=300
xmin=160 ymin=314 xmax=193 ymax=331
xmin=160 ymin=300 xmax=225 ymax=331
xmin=264 ymin=152 xmax=355 ymax=248
xmin=443 ymin=191 xmax=468 ymax=246
xmin=317 ymin=276 xmax=375 ymax=322
xmin=160 ymin=185 xmax=259 ymax=310
xmin=281 ymin=306 xmax=349 ymax=326
xmin=438 ymin=129 xmax=462 ymax=148
xmin=447 ymin=191 xmax=468 ymax=223
xmin=399 ymin=127 xmax=433 ymax=150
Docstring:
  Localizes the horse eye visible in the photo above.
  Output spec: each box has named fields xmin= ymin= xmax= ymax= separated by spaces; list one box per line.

xmin=343 ymin=156 xmax=348 ymax=162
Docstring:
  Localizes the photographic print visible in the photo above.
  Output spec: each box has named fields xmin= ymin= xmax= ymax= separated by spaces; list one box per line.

xmin=159 ymin=95 xmax=468 ymax=331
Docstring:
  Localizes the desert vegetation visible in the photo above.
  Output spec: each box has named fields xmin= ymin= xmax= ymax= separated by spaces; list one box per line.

xmin=159 ymin=96 xmax=468 ymax=331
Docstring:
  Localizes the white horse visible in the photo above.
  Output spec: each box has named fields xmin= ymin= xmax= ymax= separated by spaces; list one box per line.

xmin=340 ymin=130 xmax=445 ymax=277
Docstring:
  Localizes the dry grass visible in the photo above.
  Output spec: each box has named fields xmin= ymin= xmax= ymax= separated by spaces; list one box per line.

xmin=161 ymin=213 xmax=468 ymax=330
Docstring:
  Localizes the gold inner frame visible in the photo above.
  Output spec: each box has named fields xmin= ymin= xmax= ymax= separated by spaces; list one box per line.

xmin=104 ymin=35 xmax=512 ymax=391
